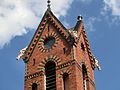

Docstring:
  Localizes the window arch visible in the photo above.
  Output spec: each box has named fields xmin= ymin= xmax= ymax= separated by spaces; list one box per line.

xmin=82 ymin=64 xmax=88 ymax=90
xmin=45 ymin=61 xmax=56 ymax=90
xmin=63 ymin=73 xmax=69 ymax=90
xmin=32 ymin=83 xmax=37 ymax=90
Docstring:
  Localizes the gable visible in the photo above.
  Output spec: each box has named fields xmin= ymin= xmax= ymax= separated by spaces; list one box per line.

xmin=23 ymin=9 xmax=75 ymax=62
xmin=75 ymin=24 xmax=95 ymax=69
xmin=35 ymin=20 xmax=71 ymax=53
xmin=22 ymin=9 xmax=96 ymax=70
xmin=68 ymin=20 xmax=96 ymax=70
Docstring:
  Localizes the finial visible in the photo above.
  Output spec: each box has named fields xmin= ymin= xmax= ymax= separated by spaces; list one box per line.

xmin=77 ymin=15 xmax=83 ymax=21
xmin=47 ymin=0 xmax=51 ymax=9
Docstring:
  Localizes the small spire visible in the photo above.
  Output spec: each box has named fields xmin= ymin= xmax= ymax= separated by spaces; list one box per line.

xmin=77 ymin=15 xmax=83 ymax=21
xmin=47 ymin=0 xmax=51 ymax=10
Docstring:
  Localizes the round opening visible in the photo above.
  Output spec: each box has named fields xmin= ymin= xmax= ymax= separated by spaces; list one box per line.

xmin=44 ymin=37 xmax=55 ymax=49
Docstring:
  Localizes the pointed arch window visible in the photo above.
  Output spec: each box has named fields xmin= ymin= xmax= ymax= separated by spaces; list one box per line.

xmin=45 ymin=61 xmax=56 ymax=90
xmin=63 ymin=73 xmax=69 ymax=90
xmin=32 ymin=83 xmax=37 ymax=90
xmin=82 ymin=64 xmax=88 ymax=90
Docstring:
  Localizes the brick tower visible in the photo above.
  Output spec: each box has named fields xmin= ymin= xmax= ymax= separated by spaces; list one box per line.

xmin=19 ymin=1 xmax=100 ymax=90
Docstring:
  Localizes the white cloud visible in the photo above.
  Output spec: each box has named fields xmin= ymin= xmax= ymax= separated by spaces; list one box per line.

xmin=85 ymin=17 xmax=100 ymax=32
xmin=76 ymin=0 xmax=92 ymax=4
xmin=0 ymin=0 xmax=74 ymax=49
xmin=102 ymin=0 xmax=120 ymax=24
xmin=103 ymin=0 xmax=120 ymax=16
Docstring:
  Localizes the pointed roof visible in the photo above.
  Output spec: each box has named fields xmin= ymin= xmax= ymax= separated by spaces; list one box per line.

xmin=22 ymin=8 xmax=96 ymax=70
xmin=67 ymin=17 xmax=96 ymax=69
xmin=23 ymin=9 xmax=75 ymax=62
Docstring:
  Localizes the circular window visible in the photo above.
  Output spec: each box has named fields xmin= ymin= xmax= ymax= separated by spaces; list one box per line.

xmin=44 ymin=37 xmax=55 ymax=49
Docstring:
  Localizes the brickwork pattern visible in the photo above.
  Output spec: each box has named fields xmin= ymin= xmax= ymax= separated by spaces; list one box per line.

xmin=23 ymin=9 xmax=96 ymax=90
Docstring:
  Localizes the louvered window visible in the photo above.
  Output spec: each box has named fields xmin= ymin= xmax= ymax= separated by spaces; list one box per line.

xmin=45 ymin=61 xmax=56 ymax=90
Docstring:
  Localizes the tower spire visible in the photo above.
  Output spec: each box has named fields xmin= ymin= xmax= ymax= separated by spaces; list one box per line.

xmin=47 ymin=0 xmax=51 ymax=10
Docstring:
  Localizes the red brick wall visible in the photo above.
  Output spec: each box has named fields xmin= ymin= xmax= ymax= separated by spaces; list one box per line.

xmin=24 ymin=17 xmax=95 ymax=90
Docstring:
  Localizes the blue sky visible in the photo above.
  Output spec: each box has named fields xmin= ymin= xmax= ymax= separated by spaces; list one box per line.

xmin=0 ymin=0 xmax=120 ymax=90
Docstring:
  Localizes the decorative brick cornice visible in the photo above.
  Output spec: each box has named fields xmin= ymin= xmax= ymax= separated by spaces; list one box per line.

xmin=25 ymin=71 xmax=43 ymax=80
xmin=23 ymin=19 xmax=47 ymax=62
xmin=57 ymin=60 xmax=75 ymax=70
xmin=82 ymin=29 xmax=95 ymax=69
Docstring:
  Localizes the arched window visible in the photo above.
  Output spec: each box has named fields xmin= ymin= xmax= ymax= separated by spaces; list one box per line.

xmin=63 ymin=73 xmax=69 ymax=90
xmin=82 ymin=64 xmax=88 ymax=90
xmin=45 ymin=61 xmax=56 ymax=90
xmin=32 ymin=83 xmax=37 ymax=90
